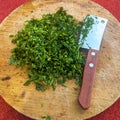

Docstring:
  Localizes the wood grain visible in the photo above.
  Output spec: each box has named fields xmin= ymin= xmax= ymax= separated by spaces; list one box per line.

xmin=0 ymin=0 xmax=120 ymax=119
xmin=79 ymin=49 xmax=99 ymax=109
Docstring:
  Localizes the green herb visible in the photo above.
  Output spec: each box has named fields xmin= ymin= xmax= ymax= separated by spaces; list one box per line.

xmin=9 ymin=7 xmax=94 ymax=91
xmin=79 ymin=14 xmax=95 ymax=45
xmin=41 ymin=115 xmax=51 ymax=120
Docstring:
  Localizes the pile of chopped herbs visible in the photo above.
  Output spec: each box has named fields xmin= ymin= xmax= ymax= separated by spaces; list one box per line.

xmin=9 ymin=7 xmax=94 ymax=91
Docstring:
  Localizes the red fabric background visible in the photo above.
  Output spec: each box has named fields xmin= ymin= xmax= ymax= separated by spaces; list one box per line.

xmin=0 ymin=0 xmax=120 ymax=120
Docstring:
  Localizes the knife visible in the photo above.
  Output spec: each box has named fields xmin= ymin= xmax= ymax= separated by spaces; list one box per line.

xmin=78 ymin=15 xmax=108 ymax=109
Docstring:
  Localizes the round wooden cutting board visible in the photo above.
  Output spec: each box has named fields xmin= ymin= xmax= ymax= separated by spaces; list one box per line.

xmin=0 ymin=0 xmax=120 ymax=119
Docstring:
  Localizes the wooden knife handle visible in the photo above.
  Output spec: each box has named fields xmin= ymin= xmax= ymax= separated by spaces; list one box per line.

xmin=79 ymin=49 xmax=99 ymax=109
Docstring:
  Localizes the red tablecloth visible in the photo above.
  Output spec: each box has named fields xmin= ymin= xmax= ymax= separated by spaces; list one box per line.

xmin=0 ymin=0 xmax=120 ymax=120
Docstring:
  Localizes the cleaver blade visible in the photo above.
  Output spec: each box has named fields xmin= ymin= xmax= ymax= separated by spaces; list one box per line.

xmin=78 ymin=15 xmax=108 ymax=109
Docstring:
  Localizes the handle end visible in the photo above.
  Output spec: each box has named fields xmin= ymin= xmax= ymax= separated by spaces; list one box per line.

xmin=79 ymin=95 xmax=90 ymax=109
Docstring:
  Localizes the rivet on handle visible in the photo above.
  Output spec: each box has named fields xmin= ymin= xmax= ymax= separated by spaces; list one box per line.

xmin=91 ymin=51 xmax=96 ymax=56
xmin=89 ymin=63 xmax=94 ymax=68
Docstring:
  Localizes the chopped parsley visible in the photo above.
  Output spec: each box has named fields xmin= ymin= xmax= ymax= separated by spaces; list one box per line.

xmin=9 ymin=7 xmax=94 ymax=91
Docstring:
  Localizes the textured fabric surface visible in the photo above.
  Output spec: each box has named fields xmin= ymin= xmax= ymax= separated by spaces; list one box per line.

xmin=0 ymin=0 xmax=120 ymax=120
xmin=93 ymin=0 xmax=120 ymax=22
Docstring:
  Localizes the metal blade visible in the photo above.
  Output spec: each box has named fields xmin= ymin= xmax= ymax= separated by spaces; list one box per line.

xmin=79 ymin=15 xmax=108 ymax=50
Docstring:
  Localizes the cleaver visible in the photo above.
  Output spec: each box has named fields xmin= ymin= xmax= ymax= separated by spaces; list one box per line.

xmin=78 ymin=15 xmax=108 ymax=109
